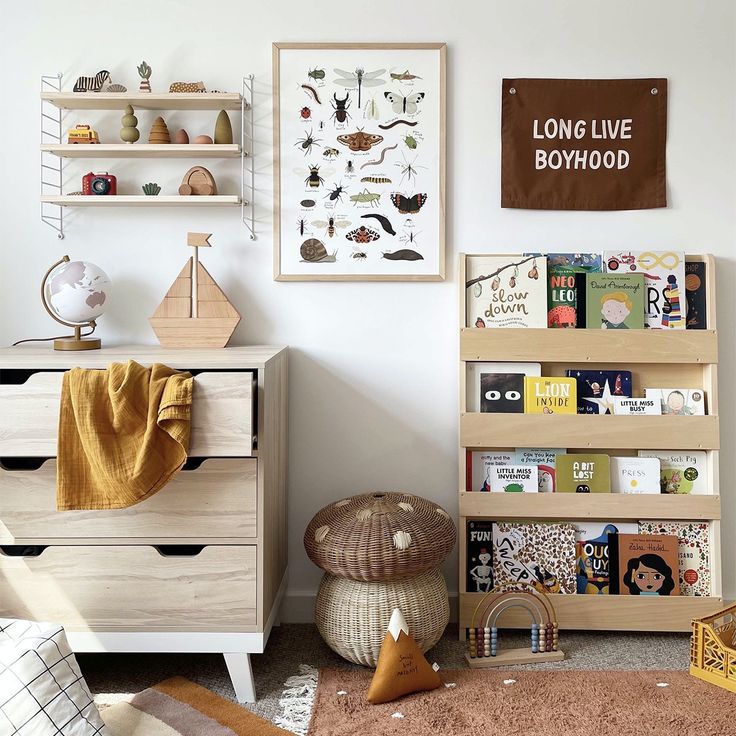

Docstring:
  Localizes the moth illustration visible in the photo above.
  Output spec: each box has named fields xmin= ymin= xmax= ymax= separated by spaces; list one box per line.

xmin=346 ymin=225 xmax=380 ymax=243
xmin=384 ymin=91 xmax=425 ymax=115
xmin=337 ymin=130 xmax=383 ymax=152
xmin=390 ymin=193 xmax=428 ymax=214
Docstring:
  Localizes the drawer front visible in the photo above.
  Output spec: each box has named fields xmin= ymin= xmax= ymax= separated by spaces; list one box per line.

xmin=0 ymin=545 xmax=257 ymax=631
xmin=0 ymin=458 xmax=257 ymax=542
xmin=0 ymin=370 xmax=254 ymax=457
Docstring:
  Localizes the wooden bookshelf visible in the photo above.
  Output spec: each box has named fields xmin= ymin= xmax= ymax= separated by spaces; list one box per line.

xmin=458 ymin=253 xmax=722 ymax=634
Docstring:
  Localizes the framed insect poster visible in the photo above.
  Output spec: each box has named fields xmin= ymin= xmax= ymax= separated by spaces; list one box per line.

xmin=273 ymin=42 xmax=446 ymax=281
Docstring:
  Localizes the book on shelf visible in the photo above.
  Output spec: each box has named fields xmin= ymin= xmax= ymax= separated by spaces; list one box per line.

xmin=575 ymin=522 xmax=638 ymax=594
xmin=487 ymin=465 xmax=538 ymax=493
xmin=565 ymin=369 xmax=632 ymax=415
xmin=492 ymin=522 xmax=577 ymax=594
xmin=466 ymin=520 xmax=494 ymax=593
xmin=613 ymin=397 xmax=661 ymax=415
xmin=523 ymin=376 xmax=577 ymax=414
xmin=466 ymin=448 xmax=565 ymax=492
xmin=604 ymin=250 xmax=686 ymax=329
xmin=610 ymin=456 xmax=661 ymax=494
xmin=644 ymin=388 xmax=706 ymax=415
xmin=466 ymin=362 xmax=541 ymax=413
xmin=514 ymin=448 xmax=566 ymax=492
xmin=465 ymin=254 xmax=548 ymax=328
xmin=685 ymin=260 xmax=707 ymax=329
xmin=637 ymin=450 xmax=708 ymax=494
xmin=524 ymin=252 xmax=603 ymax=328
xmin=586 ymin=273 xmax=645 ymax=329
xmin=480 ymin=373 xmax=525 ymax=413
xmin=608 ymin=533 xmax=681 ymax=596
xmin=556 ymin=454 xmax=611 ymax=493
xmin=638 ymin=521 xmax=711 ymax=596
xmin=466 ymin=450 xmax=515 ymax=492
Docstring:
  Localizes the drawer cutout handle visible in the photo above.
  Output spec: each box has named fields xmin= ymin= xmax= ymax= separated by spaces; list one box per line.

xmin=0 ymin=545 xmax=48 ymax=558
xmin=154 ymin=545 xmax=206 ymax=557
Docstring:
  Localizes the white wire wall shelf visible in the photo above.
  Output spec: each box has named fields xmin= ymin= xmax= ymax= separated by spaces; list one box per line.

xmin=40 ymin=74 xmax=255 ymax=239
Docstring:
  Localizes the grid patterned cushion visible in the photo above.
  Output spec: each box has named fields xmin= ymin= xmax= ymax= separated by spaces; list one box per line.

xmin=0 ymin=619 xmax=108 ymax=736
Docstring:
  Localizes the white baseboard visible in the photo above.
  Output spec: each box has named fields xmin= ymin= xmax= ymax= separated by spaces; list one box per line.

xmin=280 ymin=590 xmax=459 ymax=624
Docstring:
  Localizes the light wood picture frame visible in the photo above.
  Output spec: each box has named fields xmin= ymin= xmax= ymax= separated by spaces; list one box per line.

xmin=273 ymin=43 xmax=446 ymax=281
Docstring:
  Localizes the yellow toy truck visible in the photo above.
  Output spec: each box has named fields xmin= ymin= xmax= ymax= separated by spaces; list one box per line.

xmin=67 ymin=124 xmax=100 ymax=144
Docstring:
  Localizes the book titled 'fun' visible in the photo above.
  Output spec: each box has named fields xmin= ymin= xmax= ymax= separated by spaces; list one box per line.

xmin=524 ymin=377 xmax=577 ymax=414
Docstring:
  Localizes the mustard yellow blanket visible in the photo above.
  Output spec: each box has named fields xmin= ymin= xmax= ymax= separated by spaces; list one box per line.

xmin=57 ymin=360 xmax=193 ymax=510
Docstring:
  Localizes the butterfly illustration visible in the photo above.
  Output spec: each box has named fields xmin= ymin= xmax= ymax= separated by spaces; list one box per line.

xmin=346 ymin=225 xmax=380 ymax=243
xmin=336 ymin=130 xmax=383 ymax=152
xmin=384 ymin=91 xmax=425 ymax=115
xmin=390 ymin=193 xmax=427 ymax=214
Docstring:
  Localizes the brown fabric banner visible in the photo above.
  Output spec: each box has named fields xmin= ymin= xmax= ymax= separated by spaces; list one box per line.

xmin=502 ymin=78 xmax=667 ymax=210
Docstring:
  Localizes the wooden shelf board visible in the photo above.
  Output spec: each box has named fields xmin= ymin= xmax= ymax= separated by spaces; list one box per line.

xmin=41 ymin=195 xmax=240 ymax=207
xmin=460 ymin=413 xmax=720 ymax=450
xmin=460 ymin=593 xmax=723 ymax=632
xmin=460 ymin=328 xmax=718 ymax=364
xmin=459 ymin=491 xmax=721 ymax=520
xmin=42 ymin=92 xmax=243 ymax=110
xmin=41 ymin=144 xmax=242 ymax=159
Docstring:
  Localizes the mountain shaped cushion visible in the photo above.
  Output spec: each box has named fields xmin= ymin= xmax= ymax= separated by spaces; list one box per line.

xmin=366 ymin=609 xmax=442 ymax=704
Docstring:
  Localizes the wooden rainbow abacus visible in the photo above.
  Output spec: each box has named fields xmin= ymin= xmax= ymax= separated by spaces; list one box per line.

xmin=466 ymin=586 xmax=564 ymax=668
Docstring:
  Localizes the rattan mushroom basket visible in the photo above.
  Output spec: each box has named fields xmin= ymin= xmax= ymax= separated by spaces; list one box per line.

xmin=305 ymin=491 xmax=456 ymax=666
xmin=315 ymin=568 xmax=449 ymax=667
xmin=304 ymin=491 xmax=456 ymax=582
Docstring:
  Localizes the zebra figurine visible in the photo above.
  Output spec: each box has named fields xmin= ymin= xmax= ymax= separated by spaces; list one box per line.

xmin=73 ymin=70 xmax=112 ymax=93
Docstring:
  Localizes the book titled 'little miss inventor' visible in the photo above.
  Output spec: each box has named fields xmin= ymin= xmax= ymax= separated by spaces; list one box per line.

xmin=585 ymin=273 xmax=645 ymax=329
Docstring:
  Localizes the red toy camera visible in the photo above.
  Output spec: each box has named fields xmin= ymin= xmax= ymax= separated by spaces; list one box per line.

xmin=82 ymin=171 xmax=117 ymax=195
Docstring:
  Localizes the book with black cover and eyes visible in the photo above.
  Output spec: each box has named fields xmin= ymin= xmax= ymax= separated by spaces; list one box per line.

xmin=480 ymin=373 xmax=524 ymax=413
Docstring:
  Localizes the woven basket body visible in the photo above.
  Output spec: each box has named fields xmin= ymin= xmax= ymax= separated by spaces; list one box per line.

xmin=315 ymin=568 xmax=449 ymax=667
xmin=304 ymin=492 xmax=456 ymax=581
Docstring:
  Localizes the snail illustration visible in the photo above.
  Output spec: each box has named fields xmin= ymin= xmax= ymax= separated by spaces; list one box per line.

xmin=300 ymin=238 xmax=337 ymax=263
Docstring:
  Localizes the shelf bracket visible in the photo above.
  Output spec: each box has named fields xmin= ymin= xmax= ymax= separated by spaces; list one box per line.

xmin=241 ymin=75 xmax=255 ymax=240
xmin=41 ymin=73 xmax=64 ymax=239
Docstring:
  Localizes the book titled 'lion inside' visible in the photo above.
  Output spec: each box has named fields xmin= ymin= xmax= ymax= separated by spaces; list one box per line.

xmin=523 ymin=377 xmax=577 ymax=414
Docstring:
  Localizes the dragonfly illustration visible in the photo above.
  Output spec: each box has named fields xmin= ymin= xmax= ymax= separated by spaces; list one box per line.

xmin=333 ymin=68 xmax=386 ymax=107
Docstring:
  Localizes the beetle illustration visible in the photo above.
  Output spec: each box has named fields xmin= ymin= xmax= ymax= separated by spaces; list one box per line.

xmin=305 ymin=164 xmax=325 ymax=188
xmin=325 ymin=181 xmax=347 ymax=204
xmin=331 ymin=92 xmax=352 ymax=125
xmin=300 ymin=106 xmax=311 ymax=119
xmin=307 ymin=67 xmax=326 ymax=82
xmin=403 ymin=134 xmax=418 ymax=150
xmin=296 ymin=218 xmax=309 ymax=236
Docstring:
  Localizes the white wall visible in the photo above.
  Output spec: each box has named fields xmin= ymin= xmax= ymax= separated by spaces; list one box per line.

xmin=2 ymin=1 xmax=734 ymax=615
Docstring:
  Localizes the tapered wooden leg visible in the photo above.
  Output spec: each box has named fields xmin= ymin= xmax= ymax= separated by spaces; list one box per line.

xmin=224 ymin=652 xmax=256 ymax=703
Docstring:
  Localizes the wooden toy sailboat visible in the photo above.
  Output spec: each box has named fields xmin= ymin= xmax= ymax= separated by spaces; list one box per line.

xmin=149 ymin=232 xmax=240 ymax=347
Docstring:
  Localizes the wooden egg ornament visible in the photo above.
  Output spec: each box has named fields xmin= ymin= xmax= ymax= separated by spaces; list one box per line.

xmin=194 ymin=134 xmax=213 ymax=144
xmin=148 ymin=116 xmax=171 ymax=144
xmin=214 ymin=110 xmax=233 ymax=144
xmin=178 ymin=166 xmax=217 ymax=196
xmin=174 ymin=129 xmax=189 ymax=144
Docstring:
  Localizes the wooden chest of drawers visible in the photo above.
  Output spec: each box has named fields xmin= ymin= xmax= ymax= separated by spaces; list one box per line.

xmin=0 ymin=345 xmax=288 ymax=702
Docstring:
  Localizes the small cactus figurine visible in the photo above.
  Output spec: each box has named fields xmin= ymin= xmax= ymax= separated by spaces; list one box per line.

xmin=142 ymin=182 xmax=161 ymax=195
xmin=120 ymin=104 xmax=140 ymax=143
xmin=138 ymin=61 xmax=152 ymax=92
